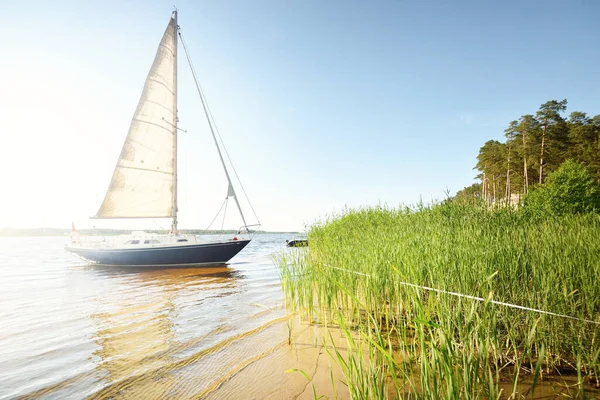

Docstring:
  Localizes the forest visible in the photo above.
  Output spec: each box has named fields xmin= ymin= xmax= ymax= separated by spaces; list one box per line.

xmin=456 ymin=99 xmax=600 ymax=202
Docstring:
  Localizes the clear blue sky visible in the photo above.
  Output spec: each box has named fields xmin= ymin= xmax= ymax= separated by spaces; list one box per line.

xmin=1 ymin=0 xmax=598 ymax=231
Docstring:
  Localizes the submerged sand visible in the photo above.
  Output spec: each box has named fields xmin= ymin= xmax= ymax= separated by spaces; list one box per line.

xmin=84 ymin=314 xmax=600 ymax=399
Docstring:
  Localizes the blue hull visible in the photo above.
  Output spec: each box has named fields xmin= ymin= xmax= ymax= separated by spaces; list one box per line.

xmin=65 ymin=240 xmax=250 ymax=266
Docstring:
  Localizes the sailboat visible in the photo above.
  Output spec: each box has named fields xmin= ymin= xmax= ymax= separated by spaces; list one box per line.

xmin=66 ymin=11 xmax=258 ymax=267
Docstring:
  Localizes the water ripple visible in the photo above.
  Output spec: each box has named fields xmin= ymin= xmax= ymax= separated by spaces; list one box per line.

xmin=0 ymin=233 xmax=291 ymax=400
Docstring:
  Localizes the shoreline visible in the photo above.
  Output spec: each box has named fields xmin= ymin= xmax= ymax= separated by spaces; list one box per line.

xmin=0 ymin=229 xmax=300 ymax=237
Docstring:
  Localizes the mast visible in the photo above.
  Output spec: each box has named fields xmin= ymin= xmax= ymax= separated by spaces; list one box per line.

xmin=178 ymin=31 xmax=249 ymax=232
xmin=171 ymin=10 xmax=179 ymax=234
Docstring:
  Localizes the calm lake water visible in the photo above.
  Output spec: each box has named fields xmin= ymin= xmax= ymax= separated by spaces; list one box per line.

xmin=0 ymin=233 xmax=312 ymax=399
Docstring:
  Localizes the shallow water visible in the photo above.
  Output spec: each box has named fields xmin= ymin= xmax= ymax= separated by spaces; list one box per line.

xmin=0 ymin=233 xmax=310 ymax=399
xmin=2 ymin=235 xmax=598 ymax=399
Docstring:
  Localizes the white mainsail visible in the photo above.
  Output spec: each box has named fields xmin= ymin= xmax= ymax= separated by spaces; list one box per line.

xmin=96 ymin=15 xmax=178 ymax=219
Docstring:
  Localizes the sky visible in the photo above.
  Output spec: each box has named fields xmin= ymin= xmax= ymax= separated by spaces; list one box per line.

xmin=0 ymin=0 xmax=599 ymax=232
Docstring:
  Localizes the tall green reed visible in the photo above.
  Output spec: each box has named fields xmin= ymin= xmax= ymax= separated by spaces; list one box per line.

xmin=278 ymin=202 xmax=600 ymax=398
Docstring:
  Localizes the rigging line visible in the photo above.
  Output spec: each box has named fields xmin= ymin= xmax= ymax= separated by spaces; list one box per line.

xmin=220 ymin=198 xmax=229 ymax=240
xmin=205 ymin=198 xmax=227 ymax=233
xmin=204 ymin=98 xmax=261 ymax=225
xmin=178 ymin=30 xmax=260 ymax=226
xmin=323 ymin=264 xmax=600 ymax=326
xmin=152 ymin=219 xmax=166 ymax=231
xmin=178 ymin=30 xmax=249 ymax=230
xmin=205 ymin=91 xmax=260 ymax=225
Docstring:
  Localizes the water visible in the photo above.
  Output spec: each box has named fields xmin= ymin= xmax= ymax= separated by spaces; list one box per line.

xmin=4 ymin=235 xmax=594 ymax=399
xmin=0 ymin=233 xmax=304 ymax=399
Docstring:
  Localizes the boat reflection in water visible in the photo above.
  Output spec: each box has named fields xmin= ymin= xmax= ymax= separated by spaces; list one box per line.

xmin=87 ymin=265 xmax=242 ymax=399
xmin=1 ymin=235 xmax=288 ymax=399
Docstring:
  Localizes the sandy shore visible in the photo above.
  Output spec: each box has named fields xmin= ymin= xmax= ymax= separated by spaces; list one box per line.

xmin=204 ymin=317 xmax=350 ymax=399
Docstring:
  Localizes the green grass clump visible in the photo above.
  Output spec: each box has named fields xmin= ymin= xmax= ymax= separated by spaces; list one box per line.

xmin=278 ymin=202 xmax=600 ymax=399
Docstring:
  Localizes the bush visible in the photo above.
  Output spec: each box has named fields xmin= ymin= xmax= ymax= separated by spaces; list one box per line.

xmin=523 ymin=160 xmax=600 ymax=215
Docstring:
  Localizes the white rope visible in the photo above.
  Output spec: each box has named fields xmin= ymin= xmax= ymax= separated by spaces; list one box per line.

xmin=323 ymin=264 xmax=600 ymax=326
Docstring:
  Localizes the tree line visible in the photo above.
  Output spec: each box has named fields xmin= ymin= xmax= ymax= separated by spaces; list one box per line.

xmin=457 ymin=99 xmax=600 ymax=202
